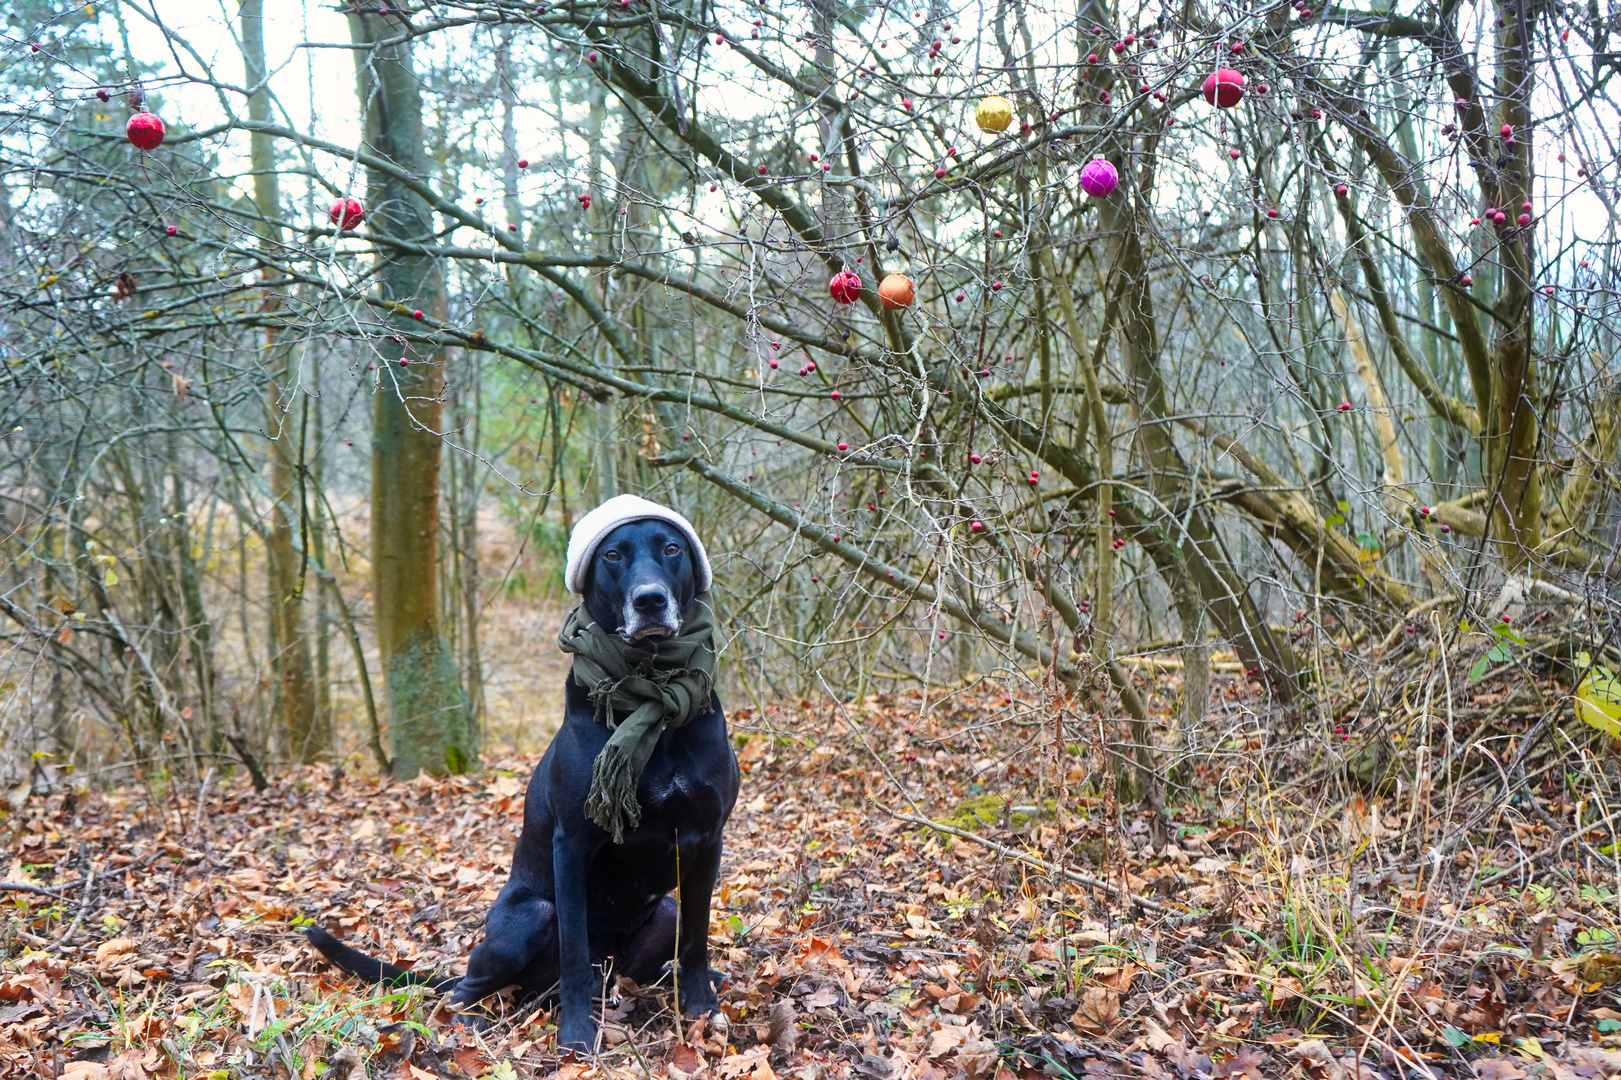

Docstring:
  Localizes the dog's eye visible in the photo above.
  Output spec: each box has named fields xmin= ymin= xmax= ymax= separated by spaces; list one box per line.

xmin=664 ymin=543 xmax=681 ymax=556
xmin=603 ymin=549 xmax=621 ymax=562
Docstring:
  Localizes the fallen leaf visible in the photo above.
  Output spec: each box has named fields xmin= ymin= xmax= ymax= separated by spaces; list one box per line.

xmin=1069 ymin=986 xmax=1120 ymax=1034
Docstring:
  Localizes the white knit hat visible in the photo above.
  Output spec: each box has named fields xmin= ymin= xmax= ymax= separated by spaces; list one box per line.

xmin=564 ymin=494 xmax=713 ymax=596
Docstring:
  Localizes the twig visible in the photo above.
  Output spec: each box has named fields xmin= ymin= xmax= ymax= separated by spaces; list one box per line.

xmin=0 ymin=881 xmax=71 ymax=897
xmin=226 ymin=733 xmax=270 ymax=793
xmin=313 ymin=567 xmax=390 ymax=775
xmin=871 ymin=803 xmax=1188 ymax=918
xmin=194 ymin=765 xmax=215 ymax=841
xmin=51 ymin=855 xmax=96 ymax=954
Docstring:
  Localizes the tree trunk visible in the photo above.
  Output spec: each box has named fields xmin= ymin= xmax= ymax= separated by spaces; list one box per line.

xmin=1485 ymin=0 xmax=1542 ymax=566
xmin=348 ymin=7 xmax=472 ymax=776
xmin=1093 ymin=148 xmax=1297 ymax=696
xmin=242 ymin=0 xmax=321 ymax=762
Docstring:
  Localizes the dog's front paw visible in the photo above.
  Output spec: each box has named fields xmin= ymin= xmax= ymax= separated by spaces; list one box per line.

xmin=676 ymin=965 xmax=720 ymax=1016
xmin=558 ymin=1016 xmax=598 ymax=1056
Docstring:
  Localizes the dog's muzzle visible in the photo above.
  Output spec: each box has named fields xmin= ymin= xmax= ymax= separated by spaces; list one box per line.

xmin=620 ymin=584 xmax=681 ymax=643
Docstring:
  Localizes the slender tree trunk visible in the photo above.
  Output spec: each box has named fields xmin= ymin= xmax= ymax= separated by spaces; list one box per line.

xmin=311 ymin=358 xmax=332 ymax=743
xmin=1486 ymin=0 xmax=1542 ymax=566
xmin=1093 ymin=152 xmax=1296 ymax=696
xmin=451 ymin=355 xmax=486 ymax=732
xmin=243 ymin=0 xmax=320 ymax=762
xmin=170 ymin=442 xmax=217 ymax=756
xmin=349 ymin=7 xmax=472 ymax=776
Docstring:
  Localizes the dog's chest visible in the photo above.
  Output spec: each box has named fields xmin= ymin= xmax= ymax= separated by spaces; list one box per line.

xmin=636 ymin=766 xmax=724 ymax=830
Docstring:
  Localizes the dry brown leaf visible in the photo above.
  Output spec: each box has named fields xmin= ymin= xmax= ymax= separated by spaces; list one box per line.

xmin=1143 ymin=1018 xmax=1179 ymax=1052
xmin=768 ymin=998 xmax=797 ymax=1052
xmin=60 ymin=1064 xmax=108 ymax=1080
xmin=94 ymin=937 xmax=139 ymax=968
xmin=668 ymin=1044 xmax=706 ymax=1079
xmin=716 ymin=1046 xmax=774 ymax=1080
xmin=1069 ymin=986 xmax=1120 ymax=1034
xmin=1292 ymin=1040 xmax=1347 ymax=1080
xmin=927 ymin=1023 xmax=970 ymax=1058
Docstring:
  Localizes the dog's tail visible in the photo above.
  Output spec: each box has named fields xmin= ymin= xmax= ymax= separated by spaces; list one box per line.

xmin=304 ymin=926 xmax=460 ymax=994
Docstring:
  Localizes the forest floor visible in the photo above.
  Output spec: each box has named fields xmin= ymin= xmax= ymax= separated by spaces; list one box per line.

xmin=5 ymin=679 xmax=1621 ymax=1080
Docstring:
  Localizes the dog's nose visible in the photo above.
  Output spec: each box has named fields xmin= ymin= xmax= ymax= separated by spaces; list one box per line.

xmin=631 ymin=586 xmax=669 ymax=614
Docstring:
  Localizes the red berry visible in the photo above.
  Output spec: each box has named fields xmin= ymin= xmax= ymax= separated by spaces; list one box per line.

xmin=412 ymin=309 xmax=423 ymax=319
xmin=837 ymin=442 xmax=848 ymax=450
xmin=165 ymin=224 xmax=176 ymax=236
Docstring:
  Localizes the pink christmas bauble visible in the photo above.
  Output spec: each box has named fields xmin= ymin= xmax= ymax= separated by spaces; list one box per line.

xmin=1079 ymin=159 xmax=1118 ymax=197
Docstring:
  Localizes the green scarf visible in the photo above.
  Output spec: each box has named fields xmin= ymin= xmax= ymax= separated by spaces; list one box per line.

xmin=556 ymin=594 xmax=718 ymax=843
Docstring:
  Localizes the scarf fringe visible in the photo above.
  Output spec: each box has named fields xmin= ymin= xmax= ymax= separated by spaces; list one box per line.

xmin=584 ymin=739 xmax=642 ymax=844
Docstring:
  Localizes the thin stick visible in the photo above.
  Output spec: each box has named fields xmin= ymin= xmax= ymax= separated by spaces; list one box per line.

xmin=870 ymin=802 xmax=1178 ymax=916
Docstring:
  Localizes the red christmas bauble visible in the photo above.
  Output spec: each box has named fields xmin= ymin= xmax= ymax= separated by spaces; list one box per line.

xmin=329 ymin=197 xmax=366 ymax=231
xmin=1201 ymin=68 xmax=1245 ymax=108
xmin=829 ymin=269 xmax=862 ymax=304
xmin=126 ymin=112 xmax=165 ymax=151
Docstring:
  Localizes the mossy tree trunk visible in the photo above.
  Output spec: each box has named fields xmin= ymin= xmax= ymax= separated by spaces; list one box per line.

xmin=348 ymin=7 xmax=472 ymax=776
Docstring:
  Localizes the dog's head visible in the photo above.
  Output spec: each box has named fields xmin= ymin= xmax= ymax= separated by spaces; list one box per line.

xmin=582 ymin=518 xmax=700 ymax=643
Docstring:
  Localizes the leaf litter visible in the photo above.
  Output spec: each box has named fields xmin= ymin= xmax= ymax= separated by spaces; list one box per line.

xmin=5 ymin=676 xmax=1621 ymax=1079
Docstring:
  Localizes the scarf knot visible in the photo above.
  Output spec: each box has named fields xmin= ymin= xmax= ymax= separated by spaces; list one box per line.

xmin=556 ymin=594 xmax=718 ymax=842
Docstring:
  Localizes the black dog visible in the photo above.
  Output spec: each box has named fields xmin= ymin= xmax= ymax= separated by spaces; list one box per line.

xmin=307 ymin=518 xmax=739 ymax=1054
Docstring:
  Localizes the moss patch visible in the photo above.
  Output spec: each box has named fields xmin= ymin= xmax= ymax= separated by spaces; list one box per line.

xmin=939 ymin=794 xmax=1053 ymax=832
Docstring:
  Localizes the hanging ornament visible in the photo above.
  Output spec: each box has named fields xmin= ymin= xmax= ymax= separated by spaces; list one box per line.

xmin=829 ymin=269 xmax=862 ymax=303
xmin=1079 ymin=159 xmax=1118 ymax=197
xmin=878 ymin=273 xmax=915 ymax=309
xmin=1201 ymin=68 xmax=1245 ymax=108
xmin=329 ymin=197 xmax=366 ymax=231
xmin=975 ymin=94 xmax=1014 ymax=132
xmin=126 ymin=112 xmax=165 ymax=150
